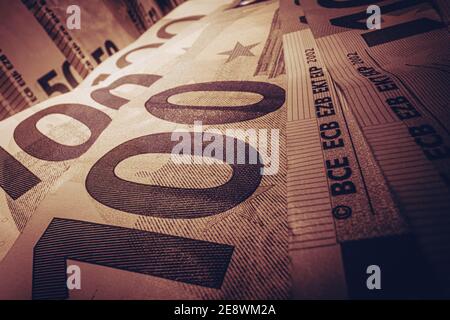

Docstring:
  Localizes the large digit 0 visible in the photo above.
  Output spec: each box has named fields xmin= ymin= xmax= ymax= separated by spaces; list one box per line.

xmin=145 ymin=81 xmax=285 ymax=124
xmin=14 ymin=104 xmax=111 ymax=161
xmin=86 ymin=132 xmax=263 ymax=218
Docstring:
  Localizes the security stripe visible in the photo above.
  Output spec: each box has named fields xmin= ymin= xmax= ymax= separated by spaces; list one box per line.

xmin=287 ymin=119 xmax=336 ymax=250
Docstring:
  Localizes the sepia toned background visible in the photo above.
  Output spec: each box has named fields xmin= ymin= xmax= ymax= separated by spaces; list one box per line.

xmin=0 ymin=0 xmax=449 ymax=300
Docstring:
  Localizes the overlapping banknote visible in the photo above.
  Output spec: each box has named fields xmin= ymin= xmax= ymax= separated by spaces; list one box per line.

xmin=0 ymin=0 xmax=449 ymax=300
xmin=0 ymin=0 xmax=234 ymax=262
xmin=281 ymin=0 xmax=450 ymax=299
xmin=0 ymin=0 xmax=187 ymax=121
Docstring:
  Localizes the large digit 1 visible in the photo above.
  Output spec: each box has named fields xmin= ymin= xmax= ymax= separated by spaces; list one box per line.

xmin=0 ymin=147 xmax=41 ymax=199
xmin=33 ymin=218 xmax=234 ymax=300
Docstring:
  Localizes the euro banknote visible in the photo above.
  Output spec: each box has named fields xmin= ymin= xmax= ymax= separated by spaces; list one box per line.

xmin=282 ymin=0 xmax=450 ymax=298
xmin=0 ymin=0 xmax=289 ymax=299
xmin=1 ymin=0 xmax=449 ymax=300
xmin=0 ymin=0 xmax=141 ymax=120
xmin=0 ymin=0 xmax=192 ymax=120
xmin=79 ymin=0 xmax=234 ymax=88
xmin=0 ymin=0 xmax=234 ymax=262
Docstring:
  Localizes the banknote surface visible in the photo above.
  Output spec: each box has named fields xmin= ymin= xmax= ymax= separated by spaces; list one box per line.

xmin=0 ymin=0 xmax=190 ymax=120
xmin=0 ymin=0 xmax=232 ymax=262
xmin=1 ymin=0 xmax=290 ymax=300
xmin=295 ymin=0 xmax=450 ymax=298
xmin=79 ymin=0 xmax=234 ymax=88
xmin=0 ymin=0 xmax=449 ymax=300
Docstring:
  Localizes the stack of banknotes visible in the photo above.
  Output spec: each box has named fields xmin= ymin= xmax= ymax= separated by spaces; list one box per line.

xmin=0 ymin=0 xmax=449 ymax=299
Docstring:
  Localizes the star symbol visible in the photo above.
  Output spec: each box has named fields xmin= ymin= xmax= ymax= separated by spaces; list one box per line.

xmin=218 ymin=42 xmax=259 ymax=63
